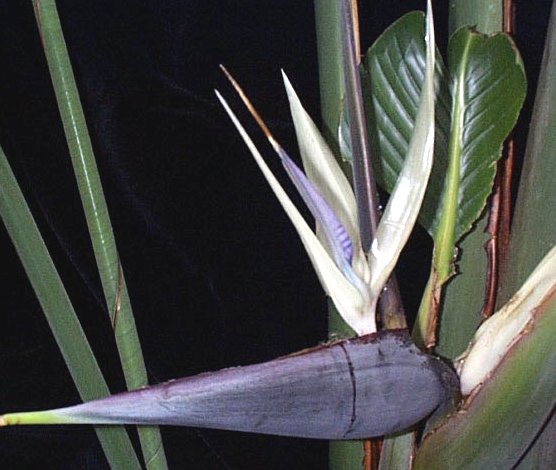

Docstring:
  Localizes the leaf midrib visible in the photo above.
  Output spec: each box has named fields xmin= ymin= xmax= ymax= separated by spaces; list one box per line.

xmin=433 ymin=34 xmax=473 ymax=280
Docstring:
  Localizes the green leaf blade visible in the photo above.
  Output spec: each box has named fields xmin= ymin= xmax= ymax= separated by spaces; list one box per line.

xmin=31 ymin=1 xmax=167 ymax=467
xmin=448 ymin=28 xmax=526 ymax=240
xmin=363 ymin=16 xmax=525 ymax=243
xmin=362 ymin=11 xmax=451 ymax=235
xmin=0 ymin=146 xmax=141 ymax=470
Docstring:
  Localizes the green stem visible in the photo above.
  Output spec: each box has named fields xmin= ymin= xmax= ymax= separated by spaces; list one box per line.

xmin=31 ymin=1 xmax=167 ymax=468
xmin=449 ymin=0 xmax=503 ymax=35
xmin=414 ymin=38 xmax=470 ymax=348
xmin=315 ymin=1 xmax=364 ymax=468
xmin=0 ymin=145 xmax=140 ymax=470
xmin=315 ymin=0 xmax=344 ymax=155
xmin=378 ymin=433 xmax=414 ymax=470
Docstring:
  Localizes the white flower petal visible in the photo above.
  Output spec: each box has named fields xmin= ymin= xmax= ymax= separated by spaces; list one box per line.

xmin=216 ymin=90 xmax=375 ymax=334
xmin=368 ymin=0 xmax=436 ymax=301
xmin=282 ymin=72 xmax=371 ymax=285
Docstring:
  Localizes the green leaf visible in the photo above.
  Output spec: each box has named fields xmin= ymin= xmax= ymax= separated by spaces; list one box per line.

xmin=31 ymin=1 xmax=168 ymax=468
xmin=441 ymin=27 xmax=526 ymax=241
xmin=434 ymin=0 xmax=505 ymax=363
xmin=361 ymin=11 xmax=451 ymax=235
xmin=498 ymin=2 xmax=556 ymax=466
xmin=0 ymin=145 xmax=141 ymax=470
xmin=363 ymin=13 xmax=525 ymax=242
xmin=362 ymin=12 xmax=526 ymax=347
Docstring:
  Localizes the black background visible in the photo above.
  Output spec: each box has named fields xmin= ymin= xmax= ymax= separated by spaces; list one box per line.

xmin=0 ymin=1 xmax=552 ymax=468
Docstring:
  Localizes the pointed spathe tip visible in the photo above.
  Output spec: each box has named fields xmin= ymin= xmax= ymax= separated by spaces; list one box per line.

xmin=281 ymin=69 xmax=293 ymax=90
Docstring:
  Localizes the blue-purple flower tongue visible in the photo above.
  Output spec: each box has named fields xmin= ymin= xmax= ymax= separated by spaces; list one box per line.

xmin=217 ymin=67 xmax=374 ymax=334
xmin=277 ymin=146 xmax=353 ymax=269
xmin=218 ymin=65 xmax=364 ymax=288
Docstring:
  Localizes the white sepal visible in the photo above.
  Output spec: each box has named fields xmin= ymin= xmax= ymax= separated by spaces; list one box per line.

xmin=282 ymin=72 xmax=371 ymax=285
xmin=368 ymin=0 xmax=436 ymax=301
xmin=216 ymin=91 xmax=375 ymax=334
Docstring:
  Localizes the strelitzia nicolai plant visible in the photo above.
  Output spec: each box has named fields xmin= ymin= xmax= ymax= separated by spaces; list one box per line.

xmin=1 ymin=0 xmax=458 ymax=439
xmin=3 ymin=0 xmax=556 ymax=468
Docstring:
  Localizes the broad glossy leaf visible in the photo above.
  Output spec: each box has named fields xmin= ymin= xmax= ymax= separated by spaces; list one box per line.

xmin=443 ymin=27 xmax=526 ymax=240
xmin=414 ymin=26 xmax=528 ymax=347
xmin=434 ymin=0 xmax=504 ymax=363
xmin=367 ymin=2 xmax=436 ymax=303
xmin=361 ymin=11 xmax=450 ymax=235
xmin=362 ymin=13 xmax=525 ymax=242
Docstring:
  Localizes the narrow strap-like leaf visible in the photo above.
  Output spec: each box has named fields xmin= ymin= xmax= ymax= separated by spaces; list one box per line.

xmin=31 ymin=1 xmax=167 ymax=467
xmin=0 ymin=145 xmax=141 ymax=470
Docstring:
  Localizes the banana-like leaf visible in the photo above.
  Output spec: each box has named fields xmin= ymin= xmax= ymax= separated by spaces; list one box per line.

xmin=360 ymin=11 xmax=450 ymax=235
xmin=361 ymin=11 xmax=526 ymax=347
xmin=367 ymin=2 xmax=436 ymax=305
xmin=439 ymin=27 xmax=525 ymax=241
xmin=413 ymin=248 xmax=556 ymax=468
xmin=361 ymin=13 xmax=525 ymax=242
